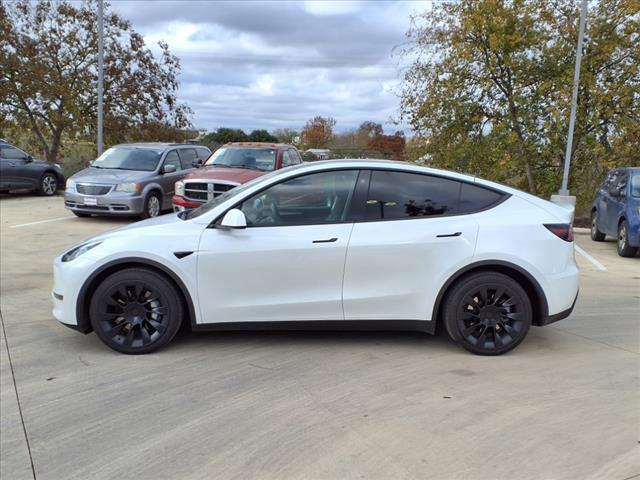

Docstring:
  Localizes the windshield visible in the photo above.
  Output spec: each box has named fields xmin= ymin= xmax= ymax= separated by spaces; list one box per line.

xmin=204 ymin=147 xmax=277 ymax=172
xmin=184 ymin=169 xmax=283 ymax=220
xmin=631 ymin=175 xmax=640 ymax=197
xmin=92 ymin=147 xmax=162 ymax=171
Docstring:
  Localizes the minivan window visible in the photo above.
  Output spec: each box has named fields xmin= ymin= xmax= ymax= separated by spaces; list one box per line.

xmin=631 ymin=175 xmax=640 ymax=197
xmin=366 ymin=171 xmax=461 ymax=219
xmin=163 ymin=150 xmax=182 ymax=171
xmin=92 ymin=147 xmax=161 ymax=171
xmin=178 ymin=148 xmax=198 ymax=169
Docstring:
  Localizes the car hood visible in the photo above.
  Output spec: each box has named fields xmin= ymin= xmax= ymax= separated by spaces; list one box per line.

xmin=183 ymin=166 xmax=265 ymax=184
xmin=89 ymin=213 xmax=185 ymax=243
xmin=70 ymin=167 xmax=151 ymax=184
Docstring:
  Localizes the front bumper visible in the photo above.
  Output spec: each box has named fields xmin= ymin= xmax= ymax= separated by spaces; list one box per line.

xmin=64 ymin=190 xmax=145 ymax=215
xmin=52 ymin=255 xmax=96 ymax=332
xmin=172 ymin=195 xmax=203 ymax=212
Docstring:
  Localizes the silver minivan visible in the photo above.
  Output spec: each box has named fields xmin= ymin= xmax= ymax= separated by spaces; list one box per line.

xmin=64 ymin=143 xmax=210 ymax=218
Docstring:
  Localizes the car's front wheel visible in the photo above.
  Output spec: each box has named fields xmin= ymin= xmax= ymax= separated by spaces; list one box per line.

xmin=39 ymin=172 xmax=58 ymax=196
xmin=140 ymin=192 xmax=162 ymax=219
xmin=442 ymin=272 xmax=532 ymax=355
xmin=89 ymin=268 xmax=183 ymax=354
xmin=617 ymin=220 xmax=638 ymax=257
xmin=590 ymin=210 xmax=606 ymax=241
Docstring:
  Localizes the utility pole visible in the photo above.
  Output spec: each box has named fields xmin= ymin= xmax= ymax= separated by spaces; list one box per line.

xmin=558 ymin=0 xmax=588 ymax=197
xmin=97 ymin=0 xmax=104 ymax=156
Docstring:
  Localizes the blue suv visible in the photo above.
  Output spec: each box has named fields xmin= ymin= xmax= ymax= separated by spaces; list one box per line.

xmin=591 ymin=167 xmax=640 ymax=257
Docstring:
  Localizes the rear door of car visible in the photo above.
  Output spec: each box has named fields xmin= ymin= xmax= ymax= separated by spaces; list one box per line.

xmin=342 ymin=169 xmax=479 ymax=322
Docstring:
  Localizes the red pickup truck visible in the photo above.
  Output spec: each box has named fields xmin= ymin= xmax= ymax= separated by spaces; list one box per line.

xmin=172 ymin=142 xmax=303 ymax=211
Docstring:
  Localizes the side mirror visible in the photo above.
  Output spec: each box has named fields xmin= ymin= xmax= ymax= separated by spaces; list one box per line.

xmin=192 ymin=159 xmax=203 ymax=168
xmin=219 ymin=209 xmax=247 ymax=229
xmin=609 ymin=186 xmax=623 ymax=198
xmin=25 ymin=155 xmax=33 ymax=163
xmin=162 ymin=164 xmax=177 ymax=174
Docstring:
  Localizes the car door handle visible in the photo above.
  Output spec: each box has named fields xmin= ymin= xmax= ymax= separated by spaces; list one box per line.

xmin=436 ymin=232 xmax=462 ymax=238
xmin=312 ymin=237 xmax=338 ymax=243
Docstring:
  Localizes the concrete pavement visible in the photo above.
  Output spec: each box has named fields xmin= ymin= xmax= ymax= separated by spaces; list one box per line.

xmin=1 ymin=194 xmax=638 ymax=479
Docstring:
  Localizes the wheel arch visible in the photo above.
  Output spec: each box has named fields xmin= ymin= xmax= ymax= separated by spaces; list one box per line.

xmin=431 ymin=260 xmax=549 ymax=328
xmin=75 ymin=258 xmax=196 ymax=333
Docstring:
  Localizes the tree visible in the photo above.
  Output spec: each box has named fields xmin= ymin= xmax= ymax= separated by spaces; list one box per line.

xmin=0 ymin=0 xmax=191 ymax=162
xmin=367 ymin=132 xmax=406 ymax=160
xmin=203 ymin=128 xmax=248 ymax=144
xmin=356 ymin=121 xmax=383 ymax=148
xmin=400 ymin=0 xmax=639 ymax=210
xmin=301 ymin=116 xmax=336 ymax=148
xmin=272 ymin=128 xmax=299 ymax=144
xmin=248 ymin=129 xmax=278 ymax=142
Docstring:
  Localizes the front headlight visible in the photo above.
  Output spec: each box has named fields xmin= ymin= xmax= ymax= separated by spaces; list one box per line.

xmin=175 ymin=180 xmax=185 ymax=196
xmin=66 ymin=179 xmax=76 ymax=191
xmin=115 ymin=182 xmax=140 ymax=193
xmin=61 ymin=240 xmax=103 ymax=262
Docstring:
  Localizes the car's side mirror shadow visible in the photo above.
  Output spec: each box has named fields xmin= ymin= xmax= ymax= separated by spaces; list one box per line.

xmin=219 ymin=209 xmax=247 ymax=229
xmin=162 ymin=164 xmax=177 ymax=174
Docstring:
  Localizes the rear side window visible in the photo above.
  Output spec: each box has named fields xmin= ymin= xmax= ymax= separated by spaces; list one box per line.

xmin=366 ymin=171 xmax=461 ymax=219
xmin=459 ymin=183 xmax=505 ymax=213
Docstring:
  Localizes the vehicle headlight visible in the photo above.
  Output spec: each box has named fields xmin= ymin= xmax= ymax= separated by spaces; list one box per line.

xmin=61 ymin=240 xmax=103 ymax=262
xmin=175 ymin=180 xmax=185 ymax=197
xmin=115 ymin=182 xmax=140 ymax=193
xmin=66 ymin=179 xmax=76 ymax=191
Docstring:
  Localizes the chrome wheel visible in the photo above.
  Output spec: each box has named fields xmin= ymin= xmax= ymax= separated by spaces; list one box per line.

xmin=147 ymin=195 xmax=160 ymax=217
xmin=41 ymin=174 xmax=57 ymax=195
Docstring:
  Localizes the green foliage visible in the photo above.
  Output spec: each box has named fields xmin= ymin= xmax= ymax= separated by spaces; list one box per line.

xmin=248 ymin=129 xmax=278 ymax=142
xmin=201 ymin=128 xmax=248 ymax=144
xmin=401 ymin=0 xmax=639 ymax=213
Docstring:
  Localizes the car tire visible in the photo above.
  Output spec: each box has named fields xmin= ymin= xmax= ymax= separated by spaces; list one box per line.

xmin=89 ymin=268 xmax=183 ymax=354
xmin=590 ymin=210 xmax=606 ymax=241
xmin=140 ymin=191 xmax=162 ymax=219
xmin=38 ymin=172 xmax=58 ymax=196
xmin=442 ymin=272 xmax=532 ymax=355
xmin=617 ymin=220 xmax=638 ymax=257
xmin=72 ymin=211 xmax=91 ymax=218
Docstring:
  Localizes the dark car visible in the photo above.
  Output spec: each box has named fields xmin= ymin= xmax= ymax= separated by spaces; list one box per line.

xmin=64 ymin=143 xmax=211 ymax=219
xmin=0 ymin=140 xmax=65 ymax=196
xmin=591 ymin=167 xmax=640 ymax=257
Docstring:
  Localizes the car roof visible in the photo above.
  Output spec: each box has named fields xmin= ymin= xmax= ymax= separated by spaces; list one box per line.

xmin=112 ymin=143 xmax=209 ymax=151
xmin=224 ymin=142 xmax=294 ymax=149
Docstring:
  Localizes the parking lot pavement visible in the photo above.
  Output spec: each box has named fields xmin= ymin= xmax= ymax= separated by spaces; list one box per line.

xmin=1 ymin=196 xmax=638 ymax=480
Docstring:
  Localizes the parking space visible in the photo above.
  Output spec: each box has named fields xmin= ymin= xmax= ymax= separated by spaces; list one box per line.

xmin=1 ymin=196 xmax=638 ymax=480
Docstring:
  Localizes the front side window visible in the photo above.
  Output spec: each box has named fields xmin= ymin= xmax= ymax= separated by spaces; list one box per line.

xmin=204 ymin=147 xmax=277 ymax=172
xmin=281 ymin=150 xmax=296 ymax=167
xmin=178 ymin=148 xmax=197 ymax=169
xmin=240 ymin=170 xmax=359 ymax=227
xmin=196 ymin=148 xmax=211 ymax=160
xmin=366 ymin=171 xmax=461 ymax=219
xmin=92 ymin=147 xmax=161 ymax=172
xmin=163 ymin=150 xmax=182 ymax=171
xmin=631 ymin=175 xmax=640 ymax=198
xmin=0 ymin=144 xmax=28 ymax=160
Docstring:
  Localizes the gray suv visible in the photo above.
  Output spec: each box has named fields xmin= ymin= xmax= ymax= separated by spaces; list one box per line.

xmin=64 ymin=143 xmax=210 ymax=218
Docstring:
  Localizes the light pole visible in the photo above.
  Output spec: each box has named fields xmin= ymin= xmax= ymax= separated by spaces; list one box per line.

xmin=558 ymin=0 xmax=588 ymax=197
xmin=97 ymin=0 xmax=104 ymax=156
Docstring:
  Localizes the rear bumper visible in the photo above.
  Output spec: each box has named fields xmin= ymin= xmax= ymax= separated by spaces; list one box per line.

xmin=64 ymin=190 xmax=145 ymax=215
xmin=537 ymin=290 xmax=578 ymax=326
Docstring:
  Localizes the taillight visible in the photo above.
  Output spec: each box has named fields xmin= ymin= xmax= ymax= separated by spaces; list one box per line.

xmin=544 ymin=223 xmax=574 ymax=242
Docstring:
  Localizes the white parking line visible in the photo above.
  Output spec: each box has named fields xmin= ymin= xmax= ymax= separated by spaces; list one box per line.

xmin=10 ymin=216 xmax=74 ymax=229
xmin=575 ymin=245 xmax=608 ymax=272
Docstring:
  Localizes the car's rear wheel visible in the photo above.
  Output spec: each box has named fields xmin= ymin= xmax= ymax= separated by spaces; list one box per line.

xmin=89 ymin=268 xmax=183 ymax=354
xmin=443 ymin=272 xmax=532 ymax=355
xmin=617 ymin=220 xmax=638 ymax=257
xmin=140 ymin=191 xmax=161 ymax=219
xmin=590 ymin=210 xmax=605 ymax=241
xmin=38 ymin=172 xmax=58 ymax=196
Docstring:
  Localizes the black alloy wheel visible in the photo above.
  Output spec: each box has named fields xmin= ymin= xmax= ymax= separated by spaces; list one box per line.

xmin=443 ymin=272 xmax=532 ymax=355
xmin=90 ymin=268 xmax=182 ymax=354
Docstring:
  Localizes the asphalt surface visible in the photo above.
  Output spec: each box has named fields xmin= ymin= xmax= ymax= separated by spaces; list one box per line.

xmin=1 ymin=193 xmax=639 ymax=480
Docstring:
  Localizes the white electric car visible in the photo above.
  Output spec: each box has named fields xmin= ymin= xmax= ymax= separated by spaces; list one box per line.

xmin=53 ymin=160 xmax=579 ymax=355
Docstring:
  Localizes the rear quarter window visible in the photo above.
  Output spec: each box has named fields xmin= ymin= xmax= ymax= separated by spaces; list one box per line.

xmin=459 ymin=183 xmax=506 ymax=213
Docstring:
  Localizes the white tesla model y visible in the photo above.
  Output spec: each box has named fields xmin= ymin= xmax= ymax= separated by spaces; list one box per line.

xmin=53 ymin=160 xmax=579 ymax=355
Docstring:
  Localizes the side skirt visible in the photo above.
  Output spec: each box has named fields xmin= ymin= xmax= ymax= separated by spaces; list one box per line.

xmin=191 ymin=319 xmax=436 ymax=335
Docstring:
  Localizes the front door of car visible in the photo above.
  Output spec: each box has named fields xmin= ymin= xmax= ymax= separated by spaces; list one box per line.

xmin=0 ymin=145 xmax=32 ymax=188
xmin=607 ymin=172 xmax=628 ymax=232
xmin=196 ymin=169 xmax=360 ymax=323
xmin=158 ymin=149 xmax=184 ymax=208
xmin=343 ymin=170 xmax=479 ymax=322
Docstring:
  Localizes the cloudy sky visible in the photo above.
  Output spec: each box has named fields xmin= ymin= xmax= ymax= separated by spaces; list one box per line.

xmin=109 ymin=0 xmax=432 ymax=134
